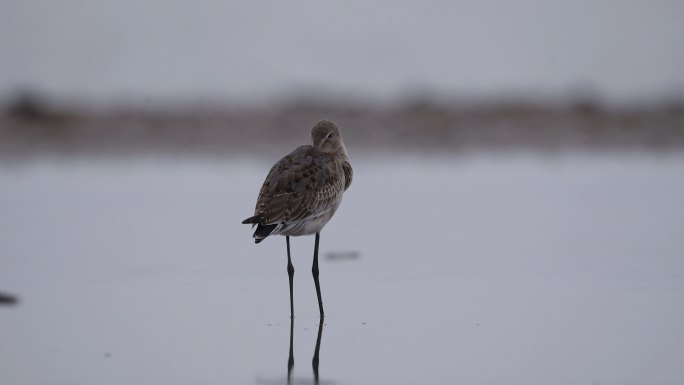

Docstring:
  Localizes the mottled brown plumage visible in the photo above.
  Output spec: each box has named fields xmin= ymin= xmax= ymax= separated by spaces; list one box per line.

xmin=243 ymin=120 xmax=352 ymax=242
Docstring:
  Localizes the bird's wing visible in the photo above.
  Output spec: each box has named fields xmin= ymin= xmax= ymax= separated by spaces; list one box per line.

xmin=254 ymin=146 xmax=345 ymax=225
xmin=342 ymin=160 xmax=353 ymax=191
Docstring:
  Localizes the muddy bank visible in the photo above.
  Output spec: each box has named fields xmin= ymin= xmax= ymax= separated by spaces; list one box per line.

xmin=2 ymin=96 xmax=683 ymax=160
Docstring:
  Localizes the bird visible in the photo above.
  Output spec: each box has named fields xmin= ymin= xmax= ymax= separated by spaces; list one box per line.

xmin=242 ymin=120 xmax=352 ymax=319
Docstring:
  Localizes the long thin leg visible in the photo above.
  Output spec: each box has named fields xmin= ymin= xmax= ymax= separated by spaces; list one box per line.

xmin=312 ymin=320 xmax=324 ymax=384
xmin=287 ymin=315 xmax=294 ymax=385
xmin=286 ymin=236 xmax=294 ymax=319
xmin=312 ymin=232 xmax=324 ymax=318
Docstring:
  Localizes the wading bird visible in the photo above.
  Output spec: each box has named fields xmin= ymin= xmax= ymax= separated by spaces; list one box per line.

xmin=243 ymin=120 xmax=352 ymax=319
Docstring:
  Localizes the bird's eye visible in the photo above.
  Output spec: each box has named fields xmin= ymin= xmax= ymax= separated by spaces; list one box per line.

xmin=327 ymin=133 xmax=334 ymax=139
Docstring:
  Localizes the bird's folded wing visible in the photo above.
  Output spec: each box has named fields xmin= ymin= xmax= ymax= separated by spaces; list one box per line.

xmin=254 ymin=147 xmax=344 ymax=225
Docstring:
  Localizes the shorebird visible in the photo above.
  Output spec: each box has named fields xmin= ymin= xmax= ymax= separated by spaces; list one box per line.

xmin=243 ymin=120 xmax=352 ymax=319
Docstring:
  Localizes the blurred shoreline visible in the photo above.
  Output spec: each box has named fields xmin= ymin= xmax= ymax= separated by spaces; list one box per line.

xmin=2 ymin=94 xmax=683 ymax=161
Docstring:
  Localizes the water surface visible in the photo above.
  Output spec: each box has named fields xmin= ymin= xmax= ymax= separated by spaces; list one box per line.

xmin=1 ymin=154 xmax=683 ymax=384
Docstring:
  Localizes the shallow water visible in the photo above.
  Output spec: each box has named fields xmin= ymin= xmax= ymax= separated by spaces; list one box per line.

xmin=1 ymin=154 xmax=684 ymax=384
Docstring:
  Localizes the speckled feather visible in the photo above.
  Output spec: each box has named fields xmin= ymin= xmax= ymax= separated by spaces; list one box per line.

xmin=244 ymin=120 xmax=352 ymax=241
xmin=253 ymin=145 xmax=351 ymax=235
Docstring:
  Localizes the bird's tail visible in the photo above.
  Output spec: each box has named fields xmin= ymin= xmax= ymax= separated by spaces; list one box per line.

xmin=242 ymin=216 xmax=259 ymax=225
xmin=242 ymin=216 xmax=277 ymax=244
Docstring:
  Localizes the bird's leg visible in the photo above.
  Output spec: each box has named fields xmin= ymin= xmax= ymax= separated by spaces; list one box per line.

xmin=287 ymin=313 xmax=294 ymax=385
xmin=286 ymin=236 xmax=295 ymax=319
xmin=312 ymin=232 xmax=324 ymax=318
xmin=312 ymin=319 xmax=324 ymax=384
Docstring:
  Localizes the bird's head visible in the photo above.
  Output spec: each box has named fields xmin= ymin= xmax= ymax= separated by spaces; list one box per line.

xmin=311 ymin=120 xmax=347 ymax=155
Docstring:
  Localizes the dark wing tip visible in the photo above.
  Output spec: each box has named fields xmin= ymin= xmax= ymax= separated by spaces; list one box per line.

xmin=242 ymin=216 xmax=259 ymax=224
xmin=246 ymin=219 xmax=276 ymax=244
xmin=253 ymin=223 xmax=277 ymax=239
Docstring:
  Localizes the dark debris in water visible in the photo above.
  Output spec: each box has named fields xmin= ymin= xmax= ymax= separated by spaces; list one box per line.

xmin=0 ymin=292 xmax=19 ymax=306
xmin=326 ymin=251 xmax=360 ymax=261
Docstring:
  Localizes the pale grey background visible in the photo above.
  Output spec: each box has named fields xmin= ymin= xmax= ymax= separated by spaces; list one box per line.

xmin=1 ymin=0 xmax=683 ymax=104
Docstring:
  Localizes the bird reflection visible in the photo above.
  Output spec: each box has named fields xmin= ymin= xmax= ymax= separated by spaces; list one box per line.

xmin=287 ymin=318 xmax=325 ymax=385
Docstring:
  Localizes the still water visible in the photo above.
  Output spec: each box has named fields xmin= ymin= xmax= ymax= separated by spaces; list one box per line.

xmin=1 ymin=154 xmax=683 ymax=384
